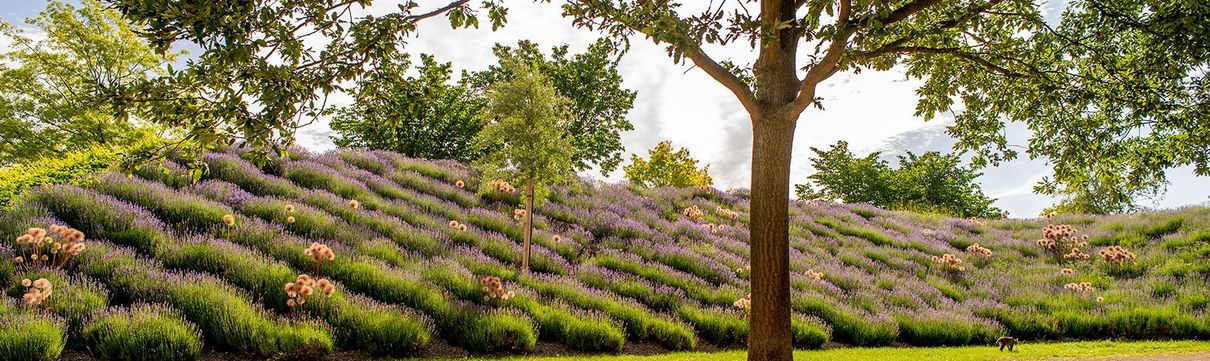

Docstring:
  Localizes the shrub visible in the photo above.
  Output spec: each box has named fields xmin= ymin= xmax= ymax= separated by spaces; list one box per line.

xmin=0 ymin=312 xmax=67 ymax=361
xmin=82 ymin=304 xmax=203 ymax=361
xmin=791 ymin=315 xmax=831 ymax=349
xmin=0 ymin=146 xmax=118 ymax=207
xmin=21 ymin=185 xmax=170 ymax=254
xmin=677 ymin=305 xmax=747 ymax=346
xmin=520 ymin=274 xmax=697 ymax=350
xmin=8 ymin=270 xmax=108 ymax=333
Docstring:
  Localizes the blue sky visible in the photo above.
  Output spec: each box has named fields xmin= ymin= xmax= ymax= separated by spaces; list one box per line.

xmin=3 ymin=0 xmax=1207 ymax=217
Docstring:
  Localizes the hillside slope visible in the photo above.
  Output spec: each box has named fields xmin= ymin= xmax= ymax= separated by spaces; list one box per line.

xmin=3 ymin=148 xmax=1210 ymax=358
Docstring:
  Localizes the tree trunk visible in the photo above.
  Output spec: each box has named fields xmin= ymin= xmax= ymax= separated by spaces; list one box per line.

xmin=747 ymin=116 xmax=796 ymax=361
xmin=523 ymin=177 xmax=534 ymax=273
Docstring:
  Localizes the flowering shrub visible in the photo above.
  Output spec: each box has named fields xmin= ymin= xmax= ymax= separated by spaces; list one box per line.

xmin=20 ymin=278 xmax=53 ymax=308
xmin=1099 ymin=246 xmax=1137 ymax=263
xmin=15 ymin=226 xmax=85 ymax=269
xmin=480 ymin=276 xmax=514 ymax=303
xmin=965 ymin=243 xmax=993 ymax=259
xmin=931 ymin=254 xmax=965 ymax=272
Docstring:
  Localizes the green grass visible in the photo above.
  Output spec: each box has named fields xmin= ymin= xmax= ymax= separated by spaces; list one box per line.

xmin=435 ymin=340 xmax=1210 ymax=361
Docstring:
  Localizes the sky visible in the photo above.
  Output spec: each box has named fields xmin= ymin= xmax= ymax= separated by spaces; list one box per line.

xmin=3 ymin=0 xmax=1208 ymax=217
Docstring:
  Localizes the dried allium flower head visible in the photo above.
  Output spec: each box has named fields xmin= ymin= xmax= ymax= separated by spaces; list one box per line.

xmin=480 ymin=276 xmax=513 ymax=302
xmin=1063 ymin=281 xmax=1095 ymax=292
xmin=931 ymin=253 xmax=966 ymax=272
xmin=489 ymin=179 xmax=515 ymax=193
xmin=13 ymin=256 xmax=23 ymax=264
xmin=1096 ymin=296 xmax=1105 ymax=303
xmin=349 ymin=199 xmax=360 ymax=209
xmin=733 ymin=294 xmax=752 ymax=311
xmin=682 ymin=205 xmax=704 ymax=219
xmin=513 ymin=208 xmax=527 ymax=221
xmin=552 ymin=235 xmax=562 ymax=244
xmin=316 ymin=278 xmax=335 ymax=297
xmin=966 ymin=243 xmax=993 ymax=259
xmin=1098 ymin=246 xmax=1137 ymax=264
xmin=28 ymin=228 xmax=47 ymax=240
xmin=21 ymin=278 xmax=53 ymax=307
xmin=458 ymin=224 xmax=468 ymax=232
xmin=287 ymin=216 xmax=296 ymax=224
xmin=805 ymin=269 xmax=824 ymax=282
xmin=449 ymin=220 xmax=460 ymax=228
xmin=716 ymin=207 xmax=740 ymax=220
xmin=456 ymin=180 xmax=465 ymax=189
xmin=222 ymin=214 xmax=236 ymax=227
xmin=1063 ymin=248 xmax=1090 ymax=261
xmin=20 ymin=278 xmax=32 ymax=287
xmin=304 ymin=242 xmax=335 ymax=262
xmin=704 ymin=223 xmax=717 ymax=233
xmin=1060 ymin=268 xmax=1074 ymax=275
xmin=285 ymin=204 xmax=296 ymax=213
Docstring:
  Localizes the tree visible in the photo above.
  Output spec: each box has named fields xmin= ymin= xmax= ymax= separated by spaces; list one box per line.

xmin=473 ymin=61 xmax=577 ymax=273
xmin=0 ymin=0 xmax=173 ymax=166
xmin=329 ymin=53 xmax=485 ymax=162
xmin=796 ymin=141 xmax=1002 ymax=218
xmin=114 ymin=0 xmax=1210 ymax=359
xmin=464 ymin=39 xmax=637 ymax=175
xmin=624 ymin=140 xmax=713 ymax=188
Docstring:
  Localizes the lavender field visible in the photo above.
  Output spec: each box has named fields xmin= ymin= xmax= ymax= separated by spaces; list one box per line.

xmin=3 ymin=148 xmax=1210 ymax=360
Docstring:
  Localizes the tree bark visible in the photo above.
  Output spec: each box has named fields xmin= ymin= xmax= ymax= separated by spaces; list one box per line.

xmin=747 ymin=115 xmax=796 ymax=361
xmin=523 ymin=177 xmax=534 ymax=273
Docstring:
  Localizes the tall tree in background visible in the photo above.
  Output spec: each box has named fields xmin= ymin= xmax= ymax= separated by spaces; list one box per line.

xmin=473 ymin=61 xmax=577 ymax=273
xmin=0 ymin=0 xmax=173 ymax=166
xmin=329 ymin=53 xmax=485 ymax=162
xmin=464 ymin=39 xmax=636 ymax=175
xmin=624 ymin=140 xmax=713 ymax=188
xmin=111 ymin=1 xmax=1210 ymax=358
xmin=796 ymin=141 xmax=1001 ymax=218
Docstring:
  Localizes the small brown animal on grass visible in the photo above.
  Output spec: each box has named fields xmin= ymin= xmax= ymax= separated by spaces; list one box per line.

xmin=997 ymin=336 xmax=1018 ymax=351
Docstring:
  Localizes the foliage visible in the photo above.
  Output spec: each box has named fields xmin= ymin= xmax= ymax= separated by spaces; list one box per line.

xmin=623 ymin=141 xmax=713 ymax=188
xmin=465 ymin=39 xmax=636 ymax=174
xmin=473 ymin=61 xmax=578 ymax=202
xmin=796 ymin=141 xmax=1002 ymax=218
xmin=0 ymin=0 xmax=172 ymax=167
xmin=329 ymin=53 xmax=485 ymax=162
xmin=81 ymin=304 xmax=203 ymax=361
xmin=0 ymin=147 xmax=118 ymax=207
xmin=0 ymin=312 xmax=67 ymax=361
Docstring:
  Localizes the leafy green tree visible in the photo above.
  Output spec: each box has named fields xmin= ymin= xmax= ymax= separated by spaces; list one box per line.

xmin=473 ymin=61 xmax=577 ymax=273
xmin=464 ymin=39 xmax=637 ymax=174
xmin=796 ymin=141 xmax=1001 ymax=218
xmin=624 ymin=141 xmax=713 ymax=188
xmin=329 ymin=53 xmax=485 ymax=162
xmin=114 ymin=0 xmax=1210 ymax=358
xmin=0 ymin=0 xmax=172 ymax=166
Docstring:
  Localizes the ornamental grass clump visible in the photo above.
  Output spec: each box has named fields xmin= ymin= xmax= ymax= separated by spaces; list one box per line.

xmin=15 ymin=225 xmax=85 ymax=269
xmin=81 ymin=304 xmax=203 ymax=361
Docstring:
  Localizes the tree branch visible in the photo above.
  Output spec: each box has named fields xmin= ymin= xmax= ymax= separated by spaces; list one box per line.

xmin=405 ymin=0 xmax=471 ymax=22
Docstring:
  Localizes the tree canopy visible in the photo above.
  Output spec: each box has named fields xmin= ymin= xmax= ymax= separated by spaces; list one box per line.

xmin=464 ymin=39 xmax=637 ymax=175
xmin=796 ymin=141 xmax=1002 ymax=218
xmin=0 ymin=0 xmax=173 ymax=166
xmin=329 ymin=53 xmax=485 ymax=162
xmin=624 ymin=140 xmax=713 ymax=188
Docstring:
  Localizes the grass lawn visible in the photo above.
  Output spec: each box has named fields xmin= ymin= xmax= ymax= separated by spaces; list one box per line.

xmin=436 ymin=340 xmax=1210 ymax=360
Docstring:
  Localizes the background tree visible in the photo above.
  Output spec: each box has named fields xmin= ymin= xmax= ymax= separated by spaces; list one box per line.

xmin=796 ymin=141 xmax=1002 ymax=218
xmin=329 ymin=53 xmax=485 ymax=162
xmin=473 ymin=61 xmax=577 ymax=273
xmin=0 ymin=0 xmax=173 ymax=167
xmin=464 ymin=39 xmax=636 ymax=175
xmin=624 ymin=140 xmax=713 ymax=188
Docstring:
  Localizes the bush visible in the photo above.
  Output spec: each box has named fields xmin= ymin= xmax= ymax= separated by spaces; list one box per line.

xmin=21 ymin=185 xmax=170 ymax=253
xmin=8 ymin=270 xmax=109 ymax=333
xmin=0 ymin=312 xmax=67 ymax=361
xmin=0 ymin=147 xmax=118 ymax=207
xmin=677 ymin=305 xmax=747 ymax=346
xmin=791 ymin=315 xmax=831 ymax=349
xmin=82 ymin=304 xmax=203 ymax=361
